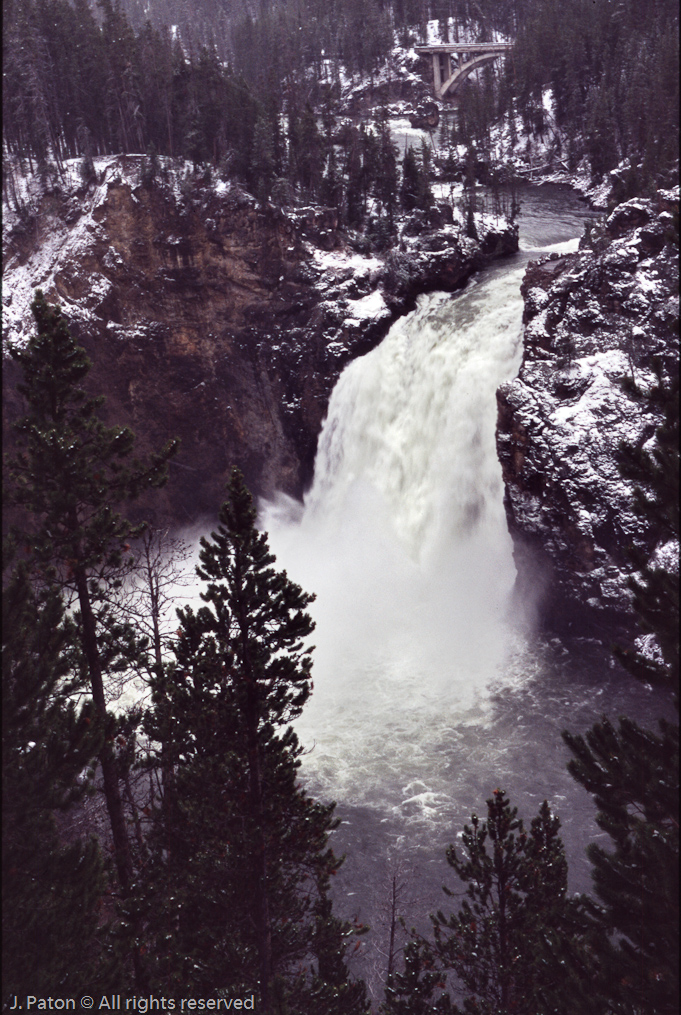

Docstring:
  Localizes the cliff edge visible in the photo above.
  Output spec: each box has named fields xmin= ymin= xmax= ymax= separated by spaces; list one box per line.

xmin=497 ymin=190 xmax=679 ymax=645
xmin=3 ymin=156 xmax=516 ymax=522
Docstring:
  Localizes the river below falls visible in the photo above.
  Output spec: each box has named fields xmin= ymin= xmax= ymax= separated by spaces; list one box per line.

xmin=255 ymin=184 xmax=673 ymax=998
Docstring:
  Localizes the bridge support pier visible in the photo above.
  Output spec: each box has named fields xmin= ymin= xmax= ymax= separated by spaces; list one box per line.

xmin=432 ymin=54 xmax=441 ymax=95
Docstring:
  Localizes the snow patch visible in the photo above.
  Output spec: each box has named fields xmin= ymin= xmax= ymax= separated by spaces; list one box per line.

xmin=310 ymin=249 xmax=382 ymax=278
xmin=345 ymin=290 xmax=389 ymax=320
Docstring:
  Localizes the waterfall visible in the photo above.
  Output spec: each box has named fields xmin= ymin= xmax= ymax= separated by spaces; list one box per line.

xmin=255 ymin=189 xmax=668 ymax=935
xmin=261 ymin=258 xmax=534 ymax=816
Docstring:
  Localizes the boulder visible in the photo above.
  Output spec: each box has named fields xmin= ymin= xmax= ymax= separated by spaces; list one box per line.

xmin=409 ymin=100 xmax=440 ymax=129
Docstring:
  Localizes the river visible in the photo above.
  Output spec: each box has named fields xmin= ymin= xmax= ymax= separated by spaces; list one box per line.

xmin=258 ymin=185 xmax=670 ymax=998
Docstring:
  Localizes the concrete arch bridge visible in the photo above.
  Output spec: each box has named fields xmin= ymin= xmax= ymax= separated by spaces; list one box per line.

xmin=414 ymin=42 xmax=514 ymax=101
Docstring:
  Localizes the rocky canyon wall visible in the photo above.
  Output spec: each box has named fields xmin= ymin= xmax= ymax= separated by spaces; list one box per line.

xmin=3 ymin=156 xmax=516 ymax=524
xmin=497 ymin=190 xmax=679 ymax=645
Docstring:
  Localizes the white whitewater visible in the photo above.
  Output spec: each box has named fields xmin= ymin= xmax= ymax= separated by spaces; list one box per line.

xmin=256 ymin=189 xmax=670 ymax=918
xmin=260 ymin=246 xmax=570 ymax=819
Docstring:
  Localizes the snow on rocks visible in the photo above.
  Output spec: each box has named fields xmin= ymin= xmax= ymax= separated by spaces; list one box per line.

xmin=308 ymin=247 xmax=383 ymax=289
xmin=345 ymin=289 xmax=390 ymax=321
xmin=2 ymin=156 xmax=151 ymax=349
xmin=4 ymin=146 xmax=519 ymax=515
xmin=302 ymin=208 xmax=516 ymax=356
xmin=497 ymin=190 xmax=679 ymax=643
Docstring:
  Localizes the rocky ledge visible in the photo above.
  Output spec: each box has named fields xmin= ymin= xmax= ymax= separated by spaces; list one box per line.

xmin=3 ymin=156 xmax=516 ymax=522
xmin=496 ymin=190 xmax=679 ymax=645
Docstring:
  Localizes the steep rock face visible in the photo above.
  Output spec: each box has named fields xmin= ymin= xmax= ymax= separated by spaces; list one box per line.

xmin=496 ymin=191 xmax=679 ymax=643
xmin=3 ymin=156 xmax=516 ymax=523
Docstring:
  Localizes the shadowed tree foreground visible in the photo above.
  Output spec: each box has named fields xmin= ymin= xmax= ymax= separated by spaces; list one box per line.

xmin=138 ymin=467 xmax=370 ymax=1011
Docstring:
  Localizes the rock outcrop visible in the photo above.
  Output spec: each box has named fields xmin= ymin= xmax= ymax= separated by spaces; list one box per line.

xmin=409 ymin=100 xmax=440 ymax=129
xmin=496 ymin=191 xmax=679 ymax=643
xmin=3 ymin=156 xmax=517 ymax=524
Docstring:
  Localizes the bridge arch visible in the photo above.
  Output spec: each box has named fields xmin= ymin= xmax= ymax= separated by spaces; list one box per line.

xmin=440 ymin=52 xmax=500 ymax=98
xmin=414 ymin=43 xmax=514 ymax=101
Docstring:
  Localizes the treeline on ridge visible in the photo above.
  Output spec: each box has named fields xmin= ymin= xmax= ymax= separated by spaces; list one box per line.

xmin=2 ymin=0 xmax=678 ymax=207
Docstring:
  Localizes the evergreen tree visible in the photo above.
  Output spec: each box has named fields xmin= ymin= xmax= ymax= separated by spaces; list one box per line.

xmin=462 ymin=147 xmax=478 ymax=241
xmin=321 ymin=146 xmax=344 ymax=212
xmin=252 ymin=111 xmax=277 ymax=203
xmin=344 ymin=127 xmax=364 ymax=227
xmin=417 ymin=139 xmax=434 ymax=211
xmin=99 ymin=0 xmax=142 ymax=154
xmin=374 ymin=109 xmax=399 ymax=230
xmin=6 ymin=291 xmax=178 ymax=900
xmin=2 ymin=562 xmax=113 ymax=998
xmin=585 ymin=85 xmax=620 ymax=183
xmin=563 ymin=719 xmax=679 ymax=1014
xmin=400 ymin=146 xmax=421 ymax=212
xmin=139 ymin=468 xmax=368 ymax=1011
xmin=298 ymin=102 xmax=324 ymax=198
xmin=381 ymin=938 xmax=451 ymax=1014
xmin=286 ymin=100 xmax=302 ymax=191
xmin=291 ymin=889 xmax=370 ymax=1014
xmin=428 ymin=791 xmax=583 ymax=1015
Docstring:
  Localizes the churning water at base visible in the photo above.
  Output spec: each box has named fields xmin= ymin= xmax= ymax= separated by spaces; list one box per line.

xmin=260 ymin=187 xmax=593 ymax=829
xmin=261 ymin=263 xmax=532 ymax=816
xmin=256 ymin=187 xmax=668 ymax=988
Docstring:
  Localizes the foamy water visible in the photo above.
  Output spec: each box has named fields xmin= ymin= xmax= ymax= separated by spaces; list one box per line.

xmin=257 ymin=188 xmax=598 ymax=829
xmin=163 ymin=188 xmax=672 ymax=994
xmin=260 ymin=258 xmax=531 ymax=820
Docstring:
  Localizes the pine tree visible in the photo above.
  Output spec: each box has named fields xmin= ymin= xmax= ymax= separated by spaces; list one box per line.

xmin=400 ymin=146 xmax=420 ymax=212
xmin=286 ymin=99 xmax=302 ymax=189
xmin=374 ymin=108 xmax=399 ymax=230
xmin=2 ymin=562 xmax=114 ymax=997
xmin=139 ymin=468 xmax=368 ymax=1010
xmin=252 ymin=111 xmax=276 ymax=203
xmin=6 ymin=291 xmax=178 ymax=900
xmin=463 ymin=147 xmax=478 ymax=241
xmin=428 ymin=791 xmax=582 ymax=1015
xmin=321 ymin=146 xmax=344 ymax=212
xmin=417 ymin=139 xmax=434 ymax=211
xmin=291 ymin=888 xmax=371 ymax=1014
xmin=563 ymin=718 xmax=679 ymax=1014
xmin=344 ymin=127 xmax=364 ymax=227
xmin=585 ymin=85 xmax=620 ymax=183
xmin=299 ymin=102 xmax=324 ymax=198
xmin=381 ymin=938 xmax=452 ymax=1014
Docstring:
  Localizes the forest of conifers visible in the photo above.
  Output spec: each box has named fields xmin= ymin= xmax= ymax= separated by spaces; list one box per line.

xmin=3 ymin=0 xmax=679 ymax=207
xmin=3 ymin=289 xmax=678 ymax=1012
xmin=2 ymin=0 xmax=679 ymax=1009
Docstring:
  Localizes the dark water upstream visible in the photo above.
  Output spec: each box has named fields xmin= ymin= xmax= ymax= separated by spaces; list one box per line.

xmin=256 ymin=185 xmax=672 ymax=997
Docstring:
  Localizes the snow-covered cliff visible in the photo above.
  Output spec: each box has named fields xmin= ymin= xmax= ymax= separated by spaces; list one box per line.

xmin=497 ymin=190 xmax=679 ymax=643
xmin=3 ymin=156 xmax=516 ymax=521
